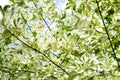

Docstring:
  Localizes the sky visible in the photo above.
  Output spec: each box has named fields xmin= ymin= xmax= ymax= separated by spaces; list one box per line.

xmin=0 ymin=0 xmax=9 ymax=7
xmin=54 ymin=0 xmax=67 ymax=10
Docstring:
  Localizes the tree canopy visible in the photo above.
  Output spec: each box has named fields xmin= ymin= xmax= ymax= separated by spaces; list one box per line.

xmin=0 ymin=0 xmax=120 ymax=79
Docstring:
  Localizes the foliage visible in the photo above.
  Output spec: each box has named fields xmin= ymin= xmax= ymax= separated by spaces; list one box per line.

xmin=0 ymin=0 xmax=120 ymax=79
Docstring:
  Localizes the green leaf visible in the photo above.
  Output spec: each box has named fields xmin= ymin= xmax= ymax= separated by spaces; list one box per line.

xmin=68 ymin=0 xmax=76 ymax=10
xmin=9 ymin=7 xmax=14 ymax=18
xmin=77 ymin=3 xmax=85 ymax=13
xmin=112 ymin=37 xmax=120 ymax=49
xmin=31 ymin=14 xmax=37 ymax=20
xmin=94 ymin=47 xmax=100 ymax=54
xmin=108 ymin=8 xmax=114 ymax=15
xmin=104 ymin=15 xmax=112 ymax=23
xmin=17 ymin=0 xmax=25 ymax=6
xmin=116 ymin=57 xmax=120 ymax=62
xmin=13 ymin=19 xmax=17 ymax=27
xmin=66 ymin=5 xmax=71 ymax=9
xmin=117 ymin=0 xmax=120 ymax=2
xmin=46 ymin=76 xmax=57 ymax=80
xmin=68 ymin=0 xmax=73 ymax=3
xmin=12 ymin=27 xmax=21 ymax=36
xmin=105 ymin=8 xmax=114 ymax=23
xmin=9 ymin=0 xmax=14 ymax=3
xmin=62 ymin=26 xmax=73 ymax=31
xmin=0 ymin=5 xmax=4 ymax=17
xmin=61 ymin=13 xmax=66 ymax=19
xmin=32 ymin=31 xmax=37 ymax=37
xmin=72 ymin=4 xmax=76 ymax=10
xmin=21 ymin=13 xmax=27 ymax=23
xmin=64 ymin=58 xmax=70 ymax=62
xmin=5 ymin=38 xmax=11 ymax=45
xmin=116 ymin=50 xmax=120 ymax=54
xmin=3 ymin=5 xmax=10 ymax=13
xmin=72 ymin=50 xmax=84 ymax=57
xmin=28 ymin=0 xmax=33 ymax=2
xmin=68 ymin=71 xmax=80 ymax=80
xmin=88 ymin=76 xmax=94 ymax=80
xmin=0 ymin=5 xmax=2 ymax=11
xmin=2 ymin=29 xmax=12 ymax=39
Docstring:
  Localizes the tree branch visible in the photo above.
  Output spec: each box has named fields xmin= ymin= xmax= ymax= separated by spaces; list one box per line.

xmin=2 ymin=24 xmax=70 ymax=76
xmin=95 ymin=0 xmax=120 ymax=67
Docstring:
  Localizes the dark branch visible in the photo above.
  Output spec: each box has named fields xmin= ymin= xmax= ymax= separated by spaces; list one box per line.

xmin=2 ymin=24 xmax=70 ymax=76
xmin=95 ymin=0 xmax=120 ymax=67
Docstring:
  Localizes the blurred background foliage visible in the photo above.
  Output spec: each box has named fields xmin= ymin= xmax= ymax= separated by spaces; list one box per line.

xmin=0 ymin=0 xmax=120 ymax=79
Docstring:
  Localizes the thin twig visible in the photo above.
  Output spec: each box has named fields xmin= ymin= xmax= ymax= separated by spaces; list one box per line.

xmin=20 ymin=13 xmax=33 ymax=33
xmin=32 ymin=1 xmax=57 ymax=40
xmin=2 ymin=24 xmax=70 ymax=75
xmin=95 ymin=0 xmax=120 ymax=67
